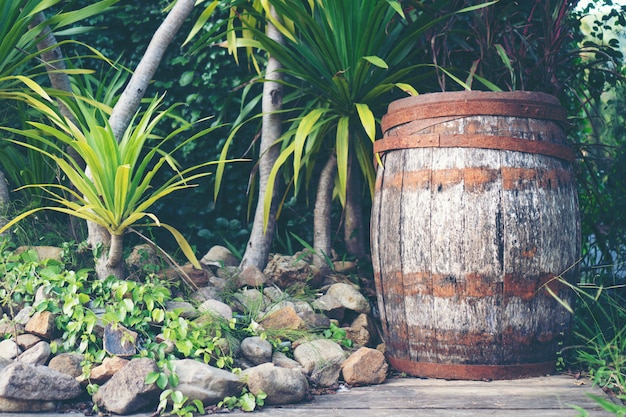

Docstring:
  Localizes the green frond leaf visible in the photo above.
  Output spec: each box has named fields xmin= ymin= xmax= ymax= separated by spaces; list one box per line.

xmin=355 ymin=103 xmax=375 ymax=142
xmin=362 ymin=55 xmax=388 ymax=69
xmin=335 ymin=116 xmax=350 ymax=201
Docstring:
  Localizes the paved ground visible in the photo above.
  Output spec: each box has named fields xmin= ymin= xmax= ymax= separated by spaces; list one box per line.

xmin=3 ymin=374 xmax=617 ymax=417
xmin=225 ymin=374 xmax=616 ymax=417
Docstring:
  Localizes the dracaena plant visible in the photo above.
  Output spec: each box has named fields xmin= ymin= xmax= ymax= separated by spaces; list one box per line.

xmin=213 ymin=0 xmax=491 ymax=259
xmin=0 ymin=90 xmax=223 ymax=270
xmin=0 ymin=0 xmax=116 ymax=206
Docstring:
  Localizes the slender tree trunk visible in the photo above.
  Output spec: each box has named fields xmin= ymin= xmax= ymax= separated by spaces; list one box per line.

xmin=313 ymin=153 xmax=337 ymax=269
xmin=240 ymin=6 xmax=284 ymax=270
xmin=30 ymin=12 xmax=86 ymax=240
xmin=344 ymin=155 xmax=365 ymax=259
xmin=0 ymin=170 xmax=10 ymax=239
xmin=89 ymin=0 xmax=195 ymax=279
xmin=29 ymin=13 xmax=75 ymax=123
xmin=108 ymin=0 xmax=195 ymax=140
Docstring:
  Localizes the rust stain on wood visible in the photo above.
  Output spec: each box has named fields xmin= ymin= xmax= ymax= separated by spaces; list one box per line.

xmin=502 ymin=167 xmax=573 ymax=191
xmin=502 ymin=167 xmax=537 ymax=190
xmin=465 ymin=273 xmax=501 ymax=297
xmin=503 ymin=273 xmax=563 ymax=300
xmin=401 ymin=272 xmax=432 ymax=295
xmin=464 ymin=168 xmax=499 ymax=192
xmin=432 ymin=168 xmax=463 ymax=190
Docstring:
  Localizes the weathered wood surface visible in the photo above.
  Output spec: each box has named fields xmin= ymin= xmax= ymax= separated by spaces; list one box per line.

xmin=371 ymin=91 xmax=580 ymax=379
xmin=227 ymin=375 xmax=616 ymax=416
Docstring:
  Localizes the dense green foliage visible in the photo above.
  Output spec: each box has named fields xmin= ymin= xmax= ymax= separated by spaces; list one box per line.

xmin=0 ymin=1 xmax=626 ymax=413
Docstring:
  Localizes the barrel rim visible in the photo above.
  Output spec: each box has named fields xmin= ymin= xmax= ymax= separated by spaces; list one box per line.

xmin=382 ymin=91 xmax=567 ymax=134
xmin=388 ymin=90 xmax=561 ymax=112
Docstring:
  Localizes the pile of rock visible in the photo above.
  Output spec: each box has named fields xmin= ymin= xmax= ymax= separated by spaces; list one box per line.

xmin=0 ymin=246 xmax=389 ymax=414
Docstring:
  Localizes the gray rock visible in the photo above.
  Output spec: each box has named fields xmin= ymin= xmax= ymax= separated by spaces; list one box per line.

xmin=0 ymin=321 xmax=24 ymax=338
xmin=242 ymin=363 xmax=308 ymax=405
xmin=13 ymin=306 xmax=33 ymax=326
xmin=170 ymin=359 xmax=242 ymax=405
xmin=263 ymin=286 xmax=284 ymax=302
xmin=238 ymin=264 xmax=267 ymax=287
xmin=272 ymin=351 xmax=303 ymax=369
xmin=166 ymin=301 xmax=199 ymax=319
xmin=263 ymin=253 xmax=322 ymax=288
xmin=240 ymin=336 xmax=273 ymax=365
xmin=0 ymin=339 xmax=21 ymax=360
xmin=125 ymin=244 xmax=158 ymax=270
xmin=201 ymin=245 xmax=239 ymax=267
xmin=16 ymin=333 xmax=42 ymax=350
xmin=0 ymin=357 xmax=13 ymax=372
xmin=311 ymin=293 xmax=345 ymax=321
xmin=293 ymin=300 xmax=314 ymax=314
xmin=326 ymin=283 xmax=371 ymax=314
xmin=0 ymin=397 xmax=56 ymax=412
xmin=265 ymin=300 xmax=296 ymax=315
xmin=14 ymin=246 xmax=63 ymax=262
xmin=93 ymin=357 xmax=160 ymax=415
xmin=103 ymin=323 xmax=137 ymax=357
xmin=48 ymin=352 xmax=84 ymax=378
xmin=198 ymin=299 xmax=233 ymax=321
xmin=341 ymin=347 xmax=388 ymax=386
xmin=232 ymin=289 xmax=267 ymax=314
xmin=299 ymin=311 xmax=331 ymax=329
xmin=293 ymin=339 xmax=346 ymax=375
xmin=16 ymin=340 xmax=50 ymax=365
xmin=0 ymin=362 xmax=82 ymax=401
xmin=309 ymin=361 xmax=342 ymax=387
xmin=190 ymin=286 xmax=221 ymax=303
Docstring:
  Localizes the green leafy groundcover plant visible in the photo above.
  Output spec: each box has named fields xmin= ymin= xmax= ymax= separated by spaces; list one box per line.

xmin=0 ymin=243 xmax=265 ymax=412
xmin=0 ymin=242 xmax=351 ymax=413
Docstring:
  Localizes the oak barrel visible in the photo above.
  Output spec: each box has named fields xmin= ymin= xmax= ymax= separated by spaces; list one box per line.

xmin=371 ymin=91 xmax=580 ymax=380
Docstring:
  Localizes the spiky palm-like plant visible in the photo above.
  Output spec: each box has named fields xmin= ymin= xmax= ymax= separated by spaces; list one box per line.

xmin=1 ymin=92 xmax=225 ymax=271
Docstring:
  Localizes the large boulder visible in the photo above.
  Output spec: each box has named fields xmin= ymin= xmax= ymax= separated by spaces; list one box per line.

xmin=260 ymin=305 xmax=308 ymax=331
xmin=16 ymin=340 xmax=51 ymax=365
xmin=48 ymin=352 xmax=85 ymax=378
xmin=242 ymin=363 xmax=309 ymax=405
xmin=93 ymin=358 xmax=160 ymax=415
xmin=263 ymin=253 xmax=322 ymax=288
xmin=0 ymin=340 xmax=21 ymax=360
xmin=201 ymin=245 xmax=239 ymax=267
xmin=341 ymin=347 xmax=388 ymax=385
xmin=326 ymin=283 xmax=371 ymax=314
xmin=240 ymin=337 xmax=273 ymax=365
xmin=0 ymin=362 xmax=82 ymax=401
xmin=0 ymin=397 xmax=56 ymax=413
xmin=293 ymin=339 xmax=346 ymax=374
xmin=170 ymin=359 xmax=242 ymax=405
xmin=293 ymin=339 xmax=347 ymax=387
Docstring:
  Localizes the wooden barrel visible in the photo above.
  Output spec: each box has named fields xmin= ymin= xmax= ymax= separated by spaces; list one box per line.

xmin=370 ymin=91 xmax=580 ymax=380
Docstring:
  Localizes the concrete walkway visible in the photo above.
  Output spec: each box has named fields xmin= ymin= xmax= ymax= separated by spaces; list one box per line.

xmin=2 ymin=374 xmax=617 ymax=417
xmin=227 ymin=374 xmax=616 ymax=417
